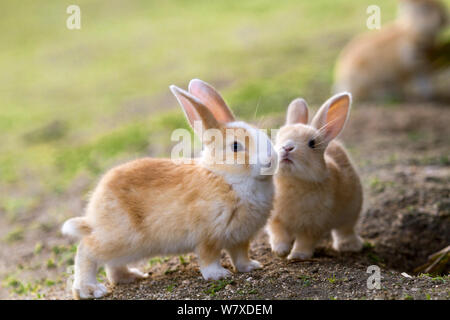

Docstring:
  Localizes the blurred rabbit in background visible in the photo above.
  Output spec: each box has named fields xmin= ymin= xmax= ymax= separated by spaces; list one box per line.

xmin=334 ymin=0 xmax=448 ymax=102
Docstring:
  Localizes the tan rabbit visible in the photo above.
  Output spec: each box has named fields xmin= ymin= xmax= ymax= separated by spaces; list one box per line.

xmin=268 ymin=93 xmax=363 ymax=260
xmin=334 ymin=0 xmax=448 ymax=101
xmin=62 ymin=79 xmax=276 ymax=299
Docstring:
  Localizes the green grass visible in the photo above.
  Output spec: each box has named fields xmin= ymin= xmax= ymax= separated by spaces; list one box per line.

xmin=1 ymin=273 xmax=61 ymax=299
xmin=178 ymin=255 xmax=189 ymax=266
xmin=0 ymin=196 xmax=39 ymax=222
xmin=419 ymin=274 xmax=449 ymax=283
xmin=368 ymin=176 xmax=396 ymax=193
xmin=166 ymin=284 xmax=175 ymax=292
xmin=3 ymin=226 xmax=25 ymax=243
xmin=204 ymin=279 xmax=234 ymax=297
xmin=0 ymin=0 xmax=407 ymax=195
xmin=327 ymin=274 xmax=337 ymax=284
xmin=298 ymin=275 xmax=312 ymax=287
xmin=148 ymin=256 xmax=170 ymax=267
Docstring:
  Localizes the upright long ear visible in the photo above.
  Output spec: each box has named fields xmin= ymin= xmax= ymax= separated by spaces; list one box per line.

xmin=286 ymin=98 xmax=309 ymax=125
xmin=188 ymin=79 xmax=235 ymax=123
xmin=170 ymin=85 xmax=220 ymax=134
xmin=310 ymin=92 xmax=352 ymax=142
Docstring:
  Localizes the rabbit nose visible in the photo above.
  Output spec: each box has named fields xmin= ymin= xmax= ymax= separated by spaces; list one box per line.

xmin=283 ymin=146 xmax=294 ymax=153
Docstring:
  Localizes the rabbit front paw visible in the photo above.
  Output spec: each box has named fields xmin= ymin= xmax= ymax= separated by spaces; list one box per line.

xmin=73 ymin=282 xmax=108 ymax=300
xmin=201 ymin=263 xmax=232 ymax=280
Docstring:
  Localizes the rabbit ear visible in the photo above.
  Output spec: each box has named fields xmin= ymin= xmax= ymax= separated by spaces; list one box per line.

xmin=286 ymin=98 xmax=309 ymax=124
xmin=170 ymin=85 xmax=220 ymax=133
xmin=188 ymin=79 xmax=235 ymax=123
xmin=311 ymin=92 xmax=351 ymax=142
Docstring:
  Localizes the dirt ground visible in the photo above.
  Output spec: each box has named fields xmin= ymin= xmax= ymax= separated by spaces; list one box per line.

xmin=1 ymin=102 xmax=449 ymax=300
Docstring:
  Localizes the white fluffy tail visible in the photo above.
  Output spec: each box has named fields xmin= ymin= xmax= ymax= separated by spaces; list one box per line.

xmin=61 ymin=217 xmax=91 ymax=239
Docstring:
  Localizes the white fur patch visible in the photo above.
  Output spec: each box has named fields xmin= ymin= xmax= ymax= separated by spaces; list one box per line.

xmin=200 ymin=262 xmax=232 ymax=280
xmin=74 ymin=283 xmax=108 ymax=299
xmin=226 ymin=121 xmax=275 ymax=174
xmin=61 ymin=218 xmax=84 ymax=238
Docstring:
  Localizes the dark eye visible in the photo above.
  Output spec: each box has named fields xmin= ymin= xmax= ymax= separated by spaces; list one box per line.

xmin=232 ymin=141 xmax=243 ymax=152
xmin=308 ymin=139 xmax=315 ymax=149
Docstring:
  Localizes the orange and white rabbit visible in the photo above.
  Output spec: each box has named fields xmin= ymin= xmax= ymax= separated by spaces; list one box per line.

xmin=268 ymin=93 xmax=363 ymax=260
xmin=62 ymin=79 xmax=276 ymax=299
xmin=334 ymin=0 xmax=448 ymax=101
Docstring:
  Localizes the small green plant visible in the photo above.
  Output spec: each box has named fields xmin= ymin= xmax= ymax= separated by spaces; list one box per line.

xmin=44 ymin=279 xmax=55 ymax=287
xmin=363 ymin=241 xmax=375 ymax=250
xmin=236 ymin=285 xmax=259 ymax=296
xmin=248 ymin=288 xmax=258 ymax=295
xmin=418 ymin=273 xmax=448 ymax=283
xmin=167 ymin=284 xmax=175 ymax=292
xmin=327 ymin=274 xmax=337 ymax=284
xmin=46 ymin=258 xmax=56 ymax=269
xmin=2 ymin=275 xmax=25 ymax=295
xmin=2 ymin=275 xmax=41 ymax=297
xmin=298 ymin=275 xmax=312 ymax=287
xmin=369 ymin=177 xmax=395 ymax=193
xmin=367 ymin=252 xmax=384 ymax=265
xmin=4 ymin=226 xmax=25 ymax=243
xmin=97 ymin=267 xmax=107 ymax=282
xmin=204 ymin=279 xmax=234 ymax=297
xmin=179 ymin=255 xmax=189 ymax=266
xmin=148 ymin=256 xmax=169 ymax=267
xmin=47 ymin=244 xmax=77 ymax=267
xmin=34 ymin=242 xmax=43 ymax=254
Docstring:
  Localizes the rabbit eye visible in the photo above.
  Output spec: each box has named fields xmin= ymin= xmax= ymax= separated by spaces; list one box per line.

xmin=308 ymin=139 xmax=315 ymax=149
xmin=232 ymin=141 xmax=243 ymax=152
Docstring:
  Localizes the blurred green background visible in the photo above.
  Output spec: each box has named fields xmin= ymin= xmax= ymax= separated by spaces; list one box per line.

xmin=0 ymin=0 xmax=447 ymax=195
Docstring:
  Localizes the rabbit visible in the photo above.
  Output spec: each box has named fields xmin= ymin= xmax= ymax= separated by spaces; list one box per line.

xmin=61 ymin=79 xmax=277 ymax=299
xmin=334 ymin=0 xmax=448 ymax=101
xmin=267 ymin=92 xmax=363 ymax=261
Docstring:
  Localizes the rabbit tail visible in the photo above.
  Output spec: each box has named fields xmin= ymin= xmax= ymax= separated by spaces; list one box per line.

xmin=62 ymin=217 xmax=92 ymax=239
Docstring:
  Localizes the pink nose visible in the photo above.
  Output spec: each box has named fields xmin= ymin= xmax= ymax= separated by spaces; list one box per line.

xmin=283 ymin=146 xmax=294 ymax=153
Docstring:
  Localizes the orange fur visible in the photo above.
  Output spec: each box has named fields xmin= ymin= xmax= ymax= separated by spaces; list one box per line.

xmin=268 ymin=93 xmax=363 ymax=260
xmin=62 ymin=79 xmax=275 ymax=299
xmin=334 ymin=0 xmax=447 ymax=100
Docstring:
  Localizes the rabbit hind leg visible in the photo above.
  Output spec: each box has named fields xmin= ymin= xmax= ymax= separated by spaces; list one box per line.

xmin=106 ymin=264 xmax=148 ymax=285
xmin=331 ymin=225 xmax=363 ymax=253
xmin=72 ymin=241 xmax=108 ymax=300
